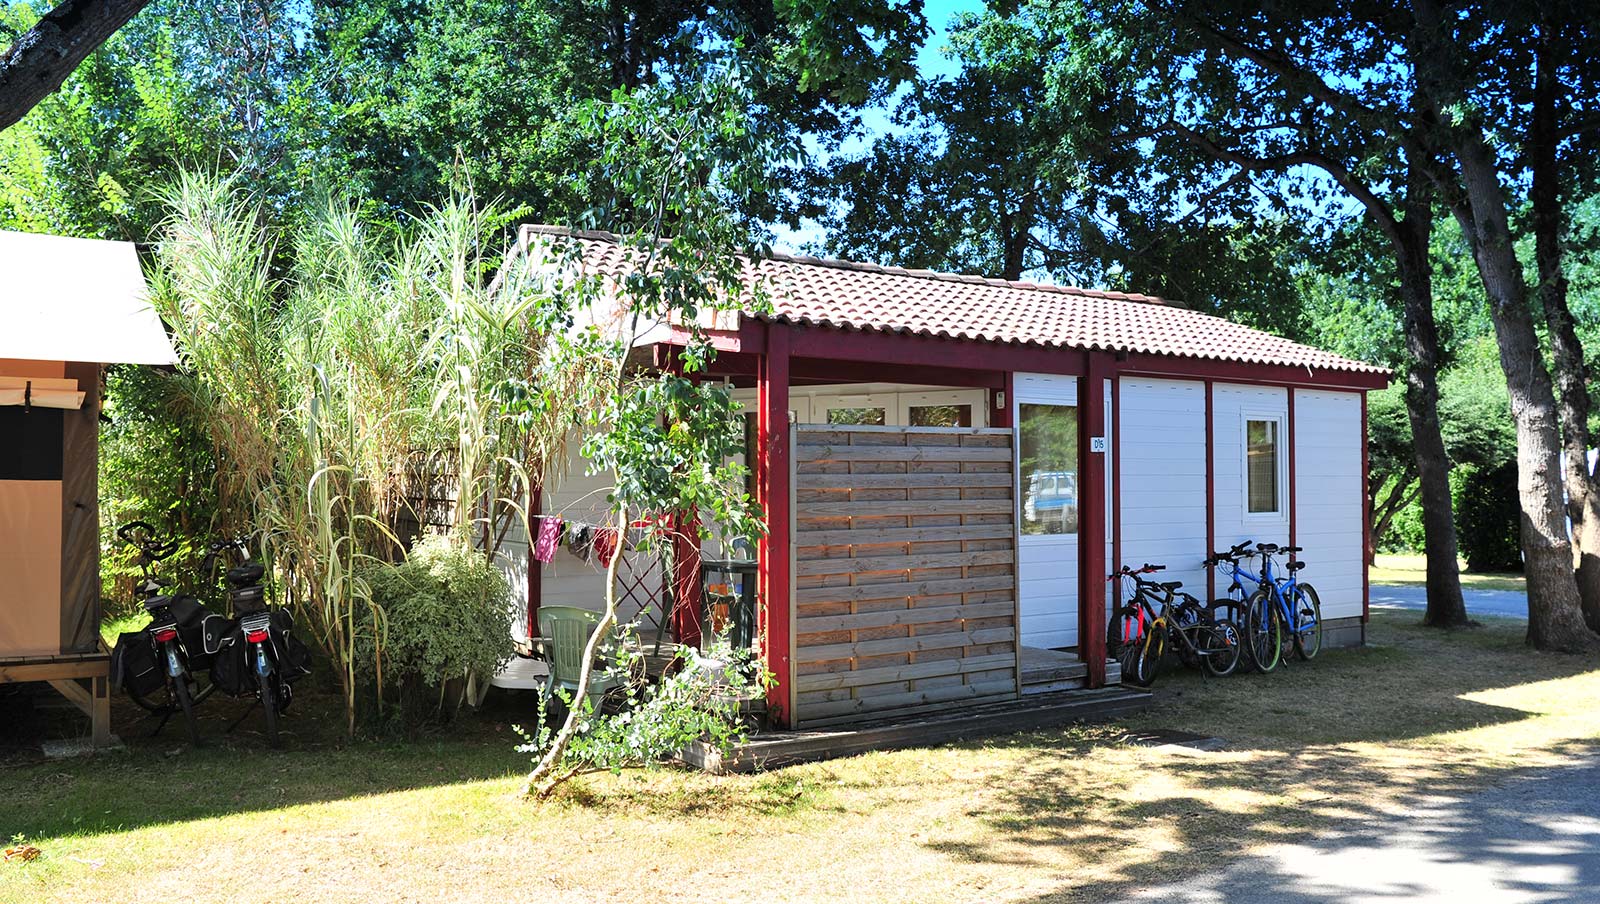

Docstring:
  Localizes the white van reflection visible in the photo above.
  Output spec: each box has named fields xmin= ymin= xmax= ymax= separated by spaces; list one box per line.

xmin=1023 ymin=470 xmax=1078 ymax=533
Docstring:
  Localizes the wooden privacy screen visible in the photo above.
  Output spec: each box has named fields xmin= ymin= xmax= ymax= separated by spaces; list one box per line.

xmin=792 ymin=425 xmax=1019 ymax=727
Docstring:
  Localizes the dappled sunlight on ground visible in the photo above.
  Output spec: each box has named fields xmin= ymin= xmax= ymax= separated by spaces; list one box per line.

xmin=4 ymin=612 xmax=1599 ymax=903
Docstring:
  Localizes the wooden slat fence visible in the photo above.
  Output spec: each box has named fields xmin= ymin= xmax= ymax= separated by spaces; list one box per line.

xmin=792 ymin=425 xmax=1019 ymax=727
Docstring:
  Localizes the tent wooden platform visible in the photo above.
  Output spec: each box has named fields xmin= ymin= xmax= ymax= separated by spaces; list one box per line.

xmin=680 ymin=684 xmax=1152 ymax=774
xmin=0 ymin=649 xmax=112 ymax=746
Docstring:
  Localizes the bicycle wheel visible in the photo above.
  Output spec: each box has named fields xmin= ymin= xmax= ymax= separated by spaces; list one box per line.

xmin=1134 ymin=621 xmax=1166 ymax=687
xmin=258 ymin=669 xmax=280 ymax=748
xmin=1291 ymin=583 xmax=1324 ymax=661
xmin=1242 ymin=590 xmax=1282 ymax=674
xmin=172 ymin=670 xmax=201 ymax=746
xmin=1201 ymin=618 xmax=1242 ymax=677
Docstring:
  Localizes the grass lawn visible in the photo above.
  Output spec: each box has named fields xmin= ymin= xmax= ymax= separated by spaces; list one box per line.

xmin=1370 ymin=552 xmax=1527 ymax=592
xmin=4 ymin=610 xmax=1597 ymax=903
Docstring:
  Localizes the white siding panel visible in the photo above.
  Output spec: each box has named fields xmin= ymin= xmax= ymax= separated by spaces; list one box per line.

xmin=1293 ymin=389 xmax=1365 ymax=620
xmin=536 ymin=437 xmax=618 ymax=615
xmin=1118 ymin=378 xmax=1209 ymax=596
xmin=1213 ymin=383 xmax=1290 ymax=550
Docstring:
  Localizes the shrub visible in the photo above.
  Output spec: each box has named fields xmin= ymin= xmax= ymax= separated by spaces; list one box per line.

xmin=1454 ymin=463 xmax=1523 ymax=573
xmin=358 ymin=535 xmax=515 ymax=724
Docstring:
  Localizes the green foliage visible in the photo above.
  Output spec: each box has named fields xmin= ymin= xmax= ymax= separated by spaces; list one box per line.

xmin=1454 ymin=464 xmax=1524 ymax=574
xmin=357 ymin=536 xmax=515 ymax=722
xmin=516 ymin=642 xmax=769 ymax=793
xmin=98 ymin=365 xmax=220 ymax=614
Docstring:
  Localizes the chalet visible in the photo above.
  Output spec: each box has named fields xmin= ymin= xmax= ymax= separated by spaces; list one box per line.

xmin=504 ymin=226 xmax=1389 ymax=733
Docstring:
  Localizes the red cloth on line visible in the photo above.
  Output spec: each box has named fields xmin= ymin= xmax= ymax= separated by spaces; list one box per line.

xmin=595 ymin=521 xmax=617 ymax=563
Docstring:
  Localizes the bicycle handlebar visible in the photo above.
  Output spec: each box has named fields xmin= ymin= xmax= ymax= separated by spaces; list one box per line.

xmin=117 ymin=521 xmax=179 ymax=561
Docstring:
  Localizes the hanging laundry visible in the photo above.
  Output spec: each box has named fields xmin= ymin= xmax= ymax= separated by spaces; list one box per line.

xmin=532 ymin=515 xmax=564 ymax=564
xmin=567 ymin=524 xmax=594 ymax=560
xmin=593 ymin=527 xmax=619 ymax=568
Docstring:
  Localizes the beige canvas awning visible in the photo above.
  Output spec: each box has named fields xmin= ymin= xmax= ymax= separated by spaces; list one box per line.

xmin=0 ymin=230 xmax=178 ymax=365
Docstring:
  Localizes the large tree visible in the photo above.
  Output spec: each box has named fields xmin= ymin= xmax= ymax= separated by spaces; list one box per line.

xmin=1031 ymin=0 xmax=1472 ymax=627
xmin=0 ymin=0 xmax=150 ymax=131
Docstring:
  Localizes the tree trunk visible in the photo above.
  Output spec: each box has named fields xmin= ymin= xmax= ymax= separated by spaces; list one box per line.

xmin=1455 ymin=138 xmax=1595 ymax=651
xmin=1394 ymin=226 xmax=1468 ymax=626
xmin=1410 ymin=0 xmax=1596 ymax=651
xmin=1531 ymin=27 xmax=1600 ymax=630
xmin=0 ymin=0 xmax=153 ymax=132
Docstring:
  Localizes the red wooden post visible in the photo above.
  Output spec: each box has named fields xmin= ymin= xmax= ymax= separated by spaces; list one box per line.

xmin=1287 ymin=390 xmax=1298 ymax=550
xmin=671 ymin=510 xmax=704 ymax=647
xmin=990 ymin=372 xmax=1014 ymax=428
xmin=1080 ymin=353 xmax=1110 ymax=687
xmin=1204 ymin=381 xmax=1216 ymax=603
xmin=757 ymin=323 xmax=793 ymax=726
xmin=1361 ymin=390 xmax=1371 ymax=623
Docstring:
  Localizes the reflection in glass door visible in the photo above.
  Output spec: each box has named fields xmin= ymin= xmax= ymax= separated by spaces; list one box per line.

xmin=1015 ymin=377 xmax=1081 ymax=649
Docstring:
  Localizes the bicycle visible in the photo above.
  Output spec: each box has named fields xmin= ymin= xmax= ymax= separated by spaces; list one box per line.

xmin=108 ymin=522 xmax=229 ymax=743
xmin=1252 ymin=543 xmax=1324 ymax=662
xmin=1110 ymin=563 xmax=1241 ymax=687
xmin=1204 ymin=541 xmax=1283 ymax=674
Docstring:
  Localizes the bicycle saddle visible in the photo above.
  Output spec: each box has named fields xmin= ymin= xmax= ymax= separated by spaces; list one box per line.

xmin=1159 ymin=580 xmax=1183 ymax=591
xmin=1287 ymin=561 xmax=1306 ymax=571
xmin=1256 ymin=543 xmax=1281 ymax=554
xmin=226 ymin=562 xmax=266 ymax=587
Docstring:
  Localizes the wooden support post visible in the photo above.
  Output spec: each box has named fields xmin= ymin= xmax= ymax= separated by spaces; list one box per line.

xmin=672 ymin=510 xmax=704 ymax=647
xmin=757 ymin=324 xmax=793 ymax=726
xmin=91 ymin=675 xmax=111 ymax=746
xmin=1204 ymin=380 xmax=1216 ymax=602
xmin=1361 ymin=391 xmax=1371 ymax=623
xmin=1080 ymin=354 xmax=1111 ymax=687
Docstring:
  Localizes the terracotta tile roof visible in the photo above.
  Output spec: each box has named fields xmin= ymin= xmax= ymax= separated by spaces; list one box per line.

xmin=519 ymin=225 xmax=1389 ymax=376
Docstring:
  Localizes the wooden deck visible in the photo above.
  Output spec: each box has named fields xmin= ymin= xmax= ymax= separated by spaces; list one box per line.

xmin=0 ymin=649 xmax=113 ymax=747
xmin=1019 ymin=646 xmax=1122 ymax=694
xmin=681 ymin=684 xmax=1151 ymax=774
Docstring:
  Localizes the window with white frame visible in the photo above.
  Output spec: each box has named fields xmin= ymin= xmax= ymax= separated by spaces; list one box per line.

xmin=1244 ymin=416 xmax=1283 ymax=514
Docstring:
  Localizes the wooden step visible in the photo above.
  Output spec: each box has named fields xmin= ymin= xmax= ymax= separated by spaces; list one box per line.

xmin=682 ymin=685 xmax=1153 ymax=774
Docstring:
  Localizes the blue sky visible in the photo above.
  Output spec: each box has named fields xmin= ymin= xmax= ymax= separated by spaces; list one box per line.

xmin=770 ymin=0 xmax=984 ymax=255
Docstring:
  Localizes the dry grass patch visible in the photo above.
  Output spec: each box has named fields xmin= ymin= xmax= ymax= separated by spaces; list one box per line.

xmin=4 ymin=611 xmax=1597 ymax=904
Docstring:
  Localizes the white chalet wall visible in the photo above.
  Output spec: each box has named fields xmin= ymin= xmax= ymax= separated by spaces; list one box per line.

xmin=1117 ymin=377 xmax=1209 ymax=595
xmin=1212 ymin=383 xmax=1290 ymax=550
xmin=1292 ymin=389 xmax=1365 ymax=620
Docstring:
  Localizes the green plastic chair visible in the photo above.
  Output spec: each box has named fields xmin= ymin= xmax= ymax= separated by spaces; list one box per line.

xmin=537 ymin=606 xmax=626 ymax=714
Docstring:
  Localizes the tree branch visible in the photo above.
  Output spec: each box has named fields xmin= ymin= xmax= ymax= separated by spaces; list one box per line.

xmin=0 ymin=0 xmax=152 ymax=132
xmin=1162 ymin=119 xmax=1403 ymax=240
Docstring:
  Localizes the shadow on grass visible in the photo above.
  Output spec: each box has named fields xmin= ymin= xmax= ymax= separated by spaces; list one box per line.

xmin=0 ymin=678 xmax=542 ymax=842
xmin=917 ymin=613 xmax=1600 ymax=902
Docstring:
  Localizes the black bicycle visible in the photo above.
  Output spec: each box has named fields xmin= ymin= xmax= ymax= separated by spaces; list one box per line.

xmin=108 ymin=522 xmax=231 ymax=743
xmin=1111 ymin=563 xmax=1241 ymax=687
xmin=203 ymin=538 xmax=310 ymax=748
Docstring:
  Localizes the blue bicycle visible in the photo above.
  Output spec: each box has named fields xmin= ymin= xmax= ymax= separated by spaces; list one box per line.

xmin=1204 ymin=541 xmax=1282 ymax=673
xmin=1253 ymin=543 xmax=1324 ymax=665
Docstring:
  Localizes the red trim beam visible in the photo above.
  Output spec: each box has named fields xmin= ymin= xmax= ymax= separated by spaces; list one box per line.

xmin=756 ymin=323 xmax=793 ymax=727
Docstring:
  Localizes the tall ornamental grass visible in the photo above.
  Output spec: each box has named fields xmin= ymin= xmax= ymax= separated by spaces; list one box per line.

xmin=151 ymin=173 xmax=598 ymax=733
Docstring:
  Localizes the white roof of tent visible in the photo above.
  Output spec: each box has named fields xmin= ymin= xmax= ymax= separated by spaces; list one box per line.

xmin=0 ymin=230 xmax=178 ymax=365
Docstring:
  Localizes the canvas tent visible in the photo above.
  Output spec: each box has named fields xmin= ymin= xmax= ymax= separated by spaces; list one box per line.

xmin=0 ymin=230 xmax=177 ymax=745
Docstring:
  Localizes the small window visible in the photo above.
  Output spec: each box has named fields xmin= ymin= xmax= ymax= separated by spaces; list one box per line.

xmin=1246 ymin=418 xmax=1280 ymax=514
xmin=908 ymin=404 xmax=972 ymax=427
xmin=826 ymin=407 xmax=886 ymax=426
